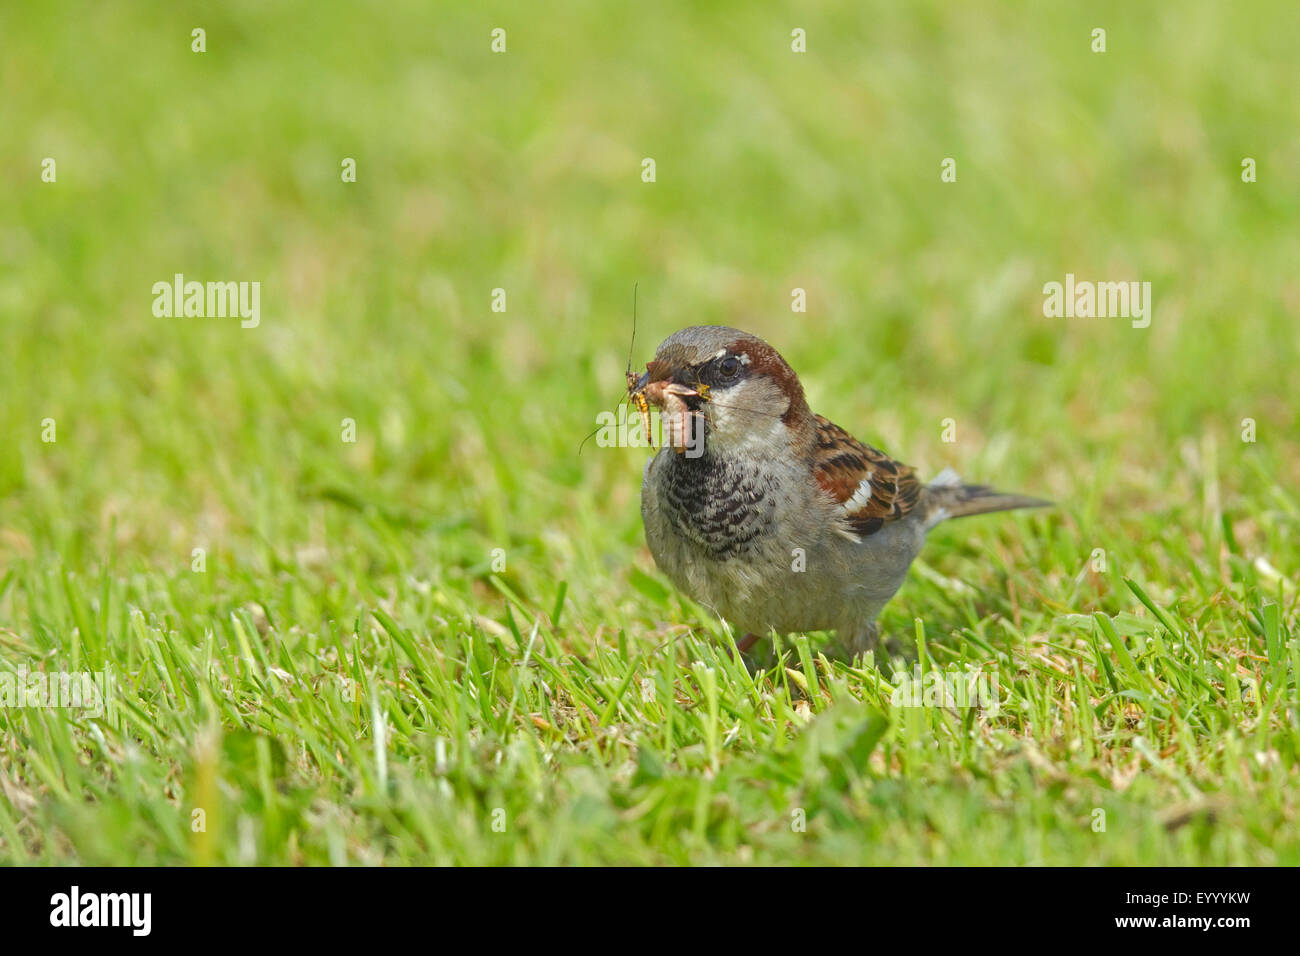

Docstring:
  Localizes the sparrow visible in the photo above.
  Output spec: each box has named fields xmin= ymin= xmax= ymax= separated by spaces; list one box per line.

xmin=630 ymin=325 xmax=1049 ymax=657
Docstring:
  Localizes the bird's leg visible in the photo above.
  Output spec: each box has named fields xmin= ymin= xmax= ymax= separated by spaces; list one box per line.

xmin=735 ymin=632 xmax=761 ymax=654
xmin=846 ymin=621 xmax=903 ymax=662
xmin=847 ymin=621 xmax=880 ymax=660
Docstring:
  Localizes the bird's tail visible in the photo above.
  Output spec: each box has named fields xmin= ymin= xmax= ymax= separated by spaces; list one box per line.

xmin=924 ymin=467 xmax=1052 ymax=526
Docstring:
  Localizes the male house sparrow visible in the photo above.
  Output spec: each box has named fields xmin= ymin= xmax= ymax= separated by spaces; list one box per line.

xmin=631 ymin=326 xmax=1048 ymax=656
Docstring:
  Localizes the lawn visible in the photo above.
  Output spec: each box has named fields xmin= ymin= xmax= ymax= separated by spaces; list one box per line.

xmin=1 ymin=0 xmax=1298 ymax=865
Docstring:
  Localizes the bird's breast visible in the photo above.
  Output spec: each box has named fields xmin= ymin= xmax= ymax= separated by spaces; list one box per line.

xmin=654 ymin=451 xmax=793 ymax=561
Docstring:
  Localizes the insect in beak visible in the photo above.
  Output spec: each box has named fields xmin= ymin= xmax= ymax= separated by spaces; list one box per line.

xmin=627 ymin=369 xmax=656 ymax=450
xmin=631 ymin=377 xmax=709 ymax=455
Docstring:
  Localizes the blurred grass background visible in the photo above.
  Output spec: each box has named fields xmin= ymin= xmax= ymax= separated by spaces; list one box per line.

xmin=1 ymin=1 xmax=1298 ymax=864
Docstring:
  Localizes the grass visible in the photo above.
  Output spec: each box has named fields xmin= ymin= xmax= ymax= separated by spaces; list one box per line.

xmin=1 ymin=0 xmax=1298 ymax=864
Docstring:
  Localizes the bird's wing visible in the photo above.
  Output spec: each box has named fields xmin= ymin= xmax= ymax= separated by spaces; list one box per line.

xmin=811 ymin=415 xmax=923 ymax=540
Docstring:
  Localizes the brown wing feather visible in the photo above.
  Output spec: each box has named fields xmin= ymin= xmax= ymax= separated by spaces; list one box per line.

xmin=812 ymin=415 xmax=923 ymax=539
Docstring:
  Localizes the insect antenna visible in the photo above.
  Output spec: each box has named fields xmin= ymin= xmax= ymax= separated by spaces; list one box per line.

xmin=580 ymin=283 xmax=654 ymax=455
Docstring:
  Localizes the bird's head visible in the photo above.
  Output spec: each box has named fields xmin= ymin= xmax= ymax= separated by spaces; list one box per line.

xmin=629 ymin=326 xmax=812 ymax=458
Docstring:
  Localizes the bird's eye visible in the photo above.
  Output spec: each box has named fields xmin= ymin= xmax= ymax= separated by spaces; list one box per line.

xmin=718 ymin=355 xmax=742 ymax=379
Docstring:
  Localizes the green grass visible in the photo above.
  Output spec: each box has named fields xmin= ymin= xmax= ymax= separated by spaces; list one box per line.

xmin=1 ymin=0 xmax=1298 ymax=864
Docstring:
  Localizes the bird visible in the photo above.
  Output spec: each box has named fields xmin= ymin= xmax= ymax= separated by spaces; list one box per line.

xmin=630 ymin=325 xmax=1049 ymax=657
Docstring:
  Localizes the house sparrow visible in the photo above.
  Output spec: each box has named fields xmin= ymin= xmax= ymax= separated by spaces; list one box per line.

xmin=631 ymin=325 xmax=1049 ymax=657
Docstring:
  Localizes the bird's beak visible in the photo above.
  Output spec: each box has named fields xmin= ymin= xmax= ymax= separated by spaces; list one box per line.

xmin=630 ymin=368 xmax=704 ymax=409
xmin=628 ymin=365 xmax=707 ymax=456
